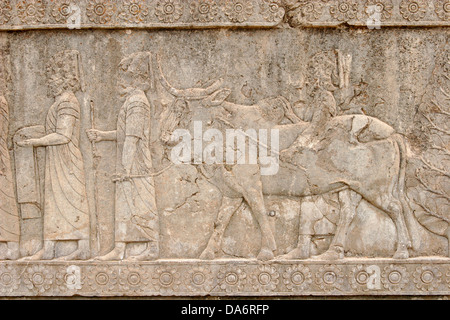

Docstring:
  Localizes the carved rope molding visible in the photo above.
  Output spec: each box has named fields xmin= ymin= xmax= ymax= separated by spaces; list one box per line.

xmin=0 ymin=260 xmax=449 ymax=296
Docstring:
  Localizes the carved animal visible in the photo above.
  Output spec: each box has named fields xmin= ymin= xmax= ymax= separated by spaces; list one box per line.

xmin=155 ymin=57 xmax=415 ymax=261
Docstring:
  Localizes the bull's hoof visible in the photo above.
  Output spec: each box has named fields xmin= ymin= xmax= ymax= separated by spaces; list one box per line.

xmin=393 ymin=245 xmax=409 ymax=259
xmin=257 ymin=248 xmax=275 ymax=261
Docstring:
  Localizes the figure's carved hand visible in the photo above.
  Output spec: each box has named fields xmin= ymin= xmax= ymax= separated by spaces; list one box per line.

xmin=112 ymin=173 xmax=131 ymax=183
xmin=280 ymin=147 xmax=297 ymax=164
xmin=86 ymin=129 xmax=102 ymax=142
xmin=16 ymin=139 xmax=37 ymax=147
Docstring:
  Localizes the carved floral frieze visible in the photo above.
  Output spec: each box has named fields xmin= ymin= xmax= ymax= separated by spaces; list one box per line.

xmin=0 ymin=260 xmax=448 ymax=296
xmin=0 ymin=1 xmax=446 ymax=29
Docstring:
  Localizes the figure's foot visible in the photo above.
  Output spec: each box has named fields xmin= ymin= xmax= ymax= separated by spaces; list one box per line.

xmin=93 ymin=247 xmax=125 ymax=261
xmin=392 ymin=244 xmax=409 ymax=259
xmin=312 ymin=246 xmax=344 ymax=261
xmin=1 ymin=243 xmax=20 ymax=260
xmin=257 ymin=248 xmax=275 ymax=261
xmin=5 ymin=249 xmax=20 ymax=260
xmin=56 ymin=249 xmax=90 ymax=261
xmin=199 ymin=240 xmax=220 ymax=260
xmin=278 ymin=247 xmax=309 ymax=260
xmin=19 ymin=248 xmax=54 ymax=261
xmin=199 ymin=247 xmax=217 ymax=260
xmin=127 ymin=243 xmax=159 ymax=261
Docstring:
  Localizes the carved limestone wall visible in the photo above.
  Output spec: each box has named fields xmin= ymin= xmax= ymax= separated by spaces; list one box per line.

xmin=0 ymin=0 xmax=448 ymax=297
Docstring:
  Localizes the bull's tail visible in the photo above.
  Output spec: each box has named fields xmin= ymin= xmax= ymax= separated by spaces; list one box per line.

xmin=392 ymin=134 xmax=421 ymax=251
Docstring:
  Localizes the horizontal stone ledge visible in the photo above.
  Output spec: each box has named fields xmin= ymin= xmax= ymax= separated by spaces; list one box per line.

xmin=1 ymin=258 xmax=449 ymax=297
xmin=0 ymin=21 xmax=449 ymax=31
xmin=0 ymin=22 xmax=283 ymax=31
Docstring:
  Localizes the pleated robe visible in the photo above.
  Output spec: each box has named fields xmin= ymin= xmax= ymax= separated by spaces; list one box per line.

xmin=0 ymin=96 xmax=19 ymax=242
xmin=43 ymin=91 xmax=89 ymax=241
xmin=114 ymin=90 xmax=159 ymax=243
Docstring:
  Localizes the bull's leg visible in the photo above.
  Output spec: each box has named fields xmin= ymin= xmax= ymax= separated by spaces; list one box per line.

xmin=199 ymin=196 xmax=243 ymax=260
xmin=313 ymin=189 xmax=361 ymax=260
xmin=377 ymin=198 xmax=410 ymax=259
xmin=242 ymin=184 xmax=277 ymax=261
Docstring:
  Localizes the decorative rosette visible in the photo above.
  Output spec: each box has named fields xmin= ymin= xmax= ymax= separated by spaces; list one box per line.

xmin=260 ymin=0 xmax=285 ymax=23
xmin=381 ymin=265 xmax=409 ymax=292
xmin=23 ymin=265 xmax=54 ymax=294
xmin=282 ymin=265 xmax=312 ymax=292
xmin=330 ymin=0 xmax=359 ymax=21
xmin=224 ymin=0 xmax=254 ymax=23
xmin=250 ymin=265 xmax=279 ymax=292
xmin=413 ymin=266 xmax=442 ymax=291
xmin=0 ymin=264 xmax=19 ymax=294
xmin=217 ymin=265 xmax=247 ymax=293
xmin=189 ymin=0 xmax=219 ymax=22
xmin=184 ymin=266 xmax=213 ymax=292
xmin=0 ymin=0 xmax=12 ymax=25
xmin=152 ymin=267 xmax=182 ymax=295
xmin=155 ymin=0 xmax=184 ymax=23
xmin=315 ymin=265 xmax=345 ymax=292
xmin=400 ymin=0 xmax=428 ymax=21
xmin=86 ymin=0 xmax=116 ymax=24
xmin=87 ymin=266 xmax=118 ymax=294
xmin=118 ymin=264 xmax=150 ymax=293
xmin=17 ymin=0 xmax=45 ymax=24
xmin=55 ymin=266 xmax=84 ymax=294
xmin=365 ymin=0 xmax=394 ymax=22
xmin=435 ymin=0 xmax=450 ymax=20
xmin=350 ymin=265 xmax=380 ymax=292
xmin=118 ymin=0 xmax=149 ymax=24
xmin=51 ymin=0 xmax=77 ymax=23
xmin=295 ymin=1 xmax=324 ymax=22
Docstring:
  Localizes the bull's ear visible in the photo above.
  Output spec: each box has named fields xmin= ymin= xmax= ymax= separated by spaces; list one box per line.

xmin=209 ymin=88 xmax=231 ymax=106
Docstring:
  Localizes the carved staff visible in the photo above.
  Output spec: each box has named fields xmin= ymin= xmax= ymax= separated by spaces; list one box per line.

xmin=90 ymin=99 xmax=100 ymax=249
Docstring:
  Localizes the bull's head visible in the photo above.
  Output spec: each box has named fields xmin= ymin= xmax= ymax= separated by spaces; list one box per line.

xmin=155 ymin=54 xmax=231 ymax=107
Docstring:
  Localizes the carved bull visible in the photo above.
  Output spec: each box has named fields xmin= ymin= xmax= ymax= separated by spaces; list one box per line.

xmin=155 ymin=55 xmax=418 ymax=261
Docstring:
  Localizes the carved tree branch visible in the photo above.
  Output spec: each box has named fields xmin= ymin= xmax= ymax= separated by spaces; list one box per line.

xmin=419 ymin=157 xmax=450 ymax=178
xmin=423 ymin=114 xmax=450 ymax=135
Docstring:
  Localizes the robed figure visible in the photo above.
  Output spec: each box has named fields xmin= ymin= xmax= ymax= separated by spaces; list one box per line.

xmin=18 ymin=50 xmax=90 ymax=260
xmin=87 ymin=52 xmax=159 ymax=261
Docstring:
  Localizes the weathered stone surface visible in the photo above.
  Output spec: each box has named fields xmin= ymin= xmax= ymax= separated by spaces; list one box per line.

xmin=0 ymin=0 xmax=449 ymax=297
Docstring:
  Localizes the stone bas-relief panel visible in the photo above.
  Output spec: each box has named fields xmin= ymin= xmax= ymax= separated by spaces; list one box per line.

xmin=0 ymin=0 xmax=449 ymax=297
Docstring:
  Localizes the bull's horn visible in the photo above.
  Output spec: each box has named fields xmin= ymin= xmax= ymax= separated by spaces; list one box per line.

xmin=156 ymin=53 xmax=224 ymax=99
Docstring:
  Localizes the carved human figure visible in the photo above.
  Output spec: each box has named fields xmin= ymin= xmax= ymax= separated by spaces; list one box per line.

xmin=18 ymin=50 xmax=90 ymax=260
xmin=87 ymin=52 xmax=159 ymax=261
xmin=0 ymin=93 xmax=20 ymax=260
xmin=282 ymin=51 xmax=339 ymax=161
xmin=281 ymin=51 xmax=401 ymax=260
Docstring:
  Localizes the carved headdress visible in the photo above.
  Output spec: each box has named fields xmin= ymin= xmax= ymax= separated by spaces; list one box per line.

xmin=118 ymin=52 xmax=154 ymax=92
xmin=46 ymin=50 xmax=85 ymax=95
